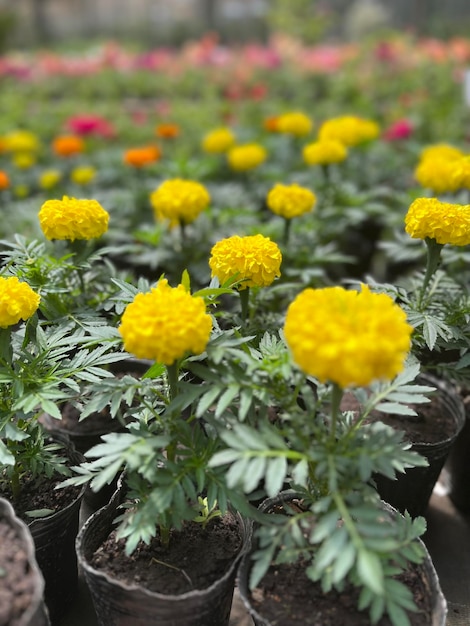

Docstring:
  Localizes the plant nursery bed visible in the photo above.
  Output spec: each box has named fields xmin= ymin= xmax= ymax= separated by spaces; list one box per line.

xmin=54 ymin=469 xmax=470 ymax=626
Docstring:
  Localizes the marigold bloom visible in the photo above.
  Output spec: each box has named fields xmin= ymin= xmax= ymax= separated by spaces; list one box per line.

xmin=118 ymin=279 xmax=212 ymax=365
xmin=227 ymin=143 xmax=267 ymax=172
xmin=70 ymin=166 xmax=96 ymax=186
xmin=318 ymin=116 xmax=380 ymax=146
xmin=123 ymin=145 xmax=161 ymax=168
xmin=150 ymin=179 xmax=210 ymax=227
xmin=266 ymin=183 xmax=316 ymax=219
xmin=418 ymin=143 xmax=463 ymax=163
xmin=263 ymin=116 xmax=280 ymax=132
xmin=414 ymin=157 xmax=462 ymax=194
xmin=155 ymin=123 xmax=180 ymax=139
xmin=405 ymin=197 xmax=470 ymax=246
xmin=0 ymin=277 xmax=40 ymax=328
xmin=52 ymin=135 xmax=85 ymax=157
xmin=4 ymin=130 xmax=40 ymax=154
xmin=284 ymin=285 xmax=412 ymax=388
xmin=276 ymin=111 xmax=313 ymax=137
xmin=303 ymin=139 xmax=348 ymax=166
xmin=39 ymin=196 xmax=109 ymax=241
xmin=202 ymin=127 xmax=236 ymax=154
xmin=12 ymin=153 xmax=36 ymax=169
xmin=39 ymin=170 xmax=62 ymax=190
xmin=0 ymin=170 xmax=9 ymax=190
xmin=209 ymin=234 xmax=282 ymax=289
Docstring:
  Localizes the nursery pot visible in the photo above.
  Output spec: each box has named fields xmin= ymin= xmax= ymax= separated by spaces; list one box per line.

xmin=373 ymin=374 xmax=465 ymax=518
xmin=238 ymin=491 xmax=447 ymax=626
xmin=445 ymin=388 xmax=470 ymax=512
xmin=76 ymin=481 xmax=252 ymax=626
xmin=0 ymin=498 xmax=50 ymax=626
xmin=27 ymin=435 xmax=87 ymax=626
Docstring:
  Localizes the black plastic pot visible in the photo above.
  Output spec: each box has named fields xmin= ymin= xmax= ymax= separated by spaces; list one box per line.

xmin=238 ymin=492 xmax=447 ymax=626
xmin=0 ymin=498 xmax=50 ymax=626
xmin=76 ymin=483 xmax=252 ymax=626
xmin=28 ymin=437 xmax=87 ymax=626
xmin=373 ymin=374 xmax=465 ymax=518
xmin=444 ymin=387 xmax=470 ymax=513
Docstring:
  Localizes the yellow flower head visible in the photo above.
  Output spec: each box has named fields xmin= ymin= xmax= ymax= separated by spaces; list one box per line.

xmin=4 ymin=130 xmax=40 ymax=154
xmin=202 ymin=127 xmax=236 ymax=153
xmin=414 ymin=158 xmax=462 ymax=195
xmin=70 ymin=166 xmax=96 ymax=186
xmin=266 ymin=183 xmax=316 ymax=219
xmin=12 ymin=152 xmax=36 ymax=169
xmin=284 ymin=284 xmax=412 ymax=388
xmin=405 ymin=197 xmax=470 ymax=246
xmin=0 ymin=277 xmax=40 ymax=329
xmin=150 ymin=179 xmax=210 ymax=227
xmin=418 ymin=143 xmax=464 ymax=164
xmin=39 ymin=169 xmax=62 ymax=190
xmin=118 ymin=279 xmax=212 ymax=365
xmin=318 ymin=116 xmax=380 ymax=147
xmin=209 ymin=234 xmax=282 ymax=289
xmin=276 ymin=111 xmax=313 ymax=137
xmin=39 ymin=196 xmax=109 ymax=241
xmin=227 ymin=143 xmax=267 ymax=172
xmin=303 ymin=139 xmax=348 ymax=166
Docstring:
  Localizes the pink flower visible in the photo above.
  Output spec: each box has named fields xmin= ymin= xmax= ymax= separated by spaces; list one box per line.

xmin=382 ymin=119 xmax=414 ymax=141
xmin=65 ymin=114 xmax=116 ymax=138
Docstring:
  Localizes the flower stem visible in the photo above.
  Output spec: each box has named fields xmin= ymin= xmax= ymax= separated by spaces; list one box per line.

xmin=329 ymin=383 xmax=343 ymax=441
xmin=239 ymin=287 xmax=250 ymax=322
xmin=419 ymin=237 xmax=443 ymax=310
xmin=166 ymin=362 xmax=179 ymax=402
xmin=283 ymin=218 xmax=292 ymax=245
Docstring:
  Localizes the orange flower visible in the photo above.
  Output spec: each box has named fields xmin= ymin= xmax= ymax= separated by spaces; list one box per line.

xmin=0 ymin=170 xmax=9 ymax=190
xmin=124 ymin=145 xmax=161 ymax=168
xmin=155 ymin=123 xmax=180 ymax=139
xmin=52 ymin=135 xmax=85 ymax=157
xmin=263 ymin=116 xmax=280 ymax=132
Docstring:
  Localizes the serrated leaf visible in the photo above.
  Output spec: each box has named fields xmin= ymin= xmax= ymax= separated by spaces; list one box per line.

xmin=357 ymin=550 xmax=383 ymax=595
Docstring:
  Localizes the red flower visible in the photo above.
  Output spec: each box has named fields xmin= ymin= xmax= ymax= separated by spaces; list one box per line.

xmin=66 ymin=114 xmax=115 ymax=138
xmin=382 ymin=119 xmax=414 ymax=141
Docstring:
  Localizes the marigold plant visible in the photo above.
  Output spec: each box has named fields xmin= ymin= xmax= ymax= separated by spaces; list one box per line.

xmin=39 ymin=196 xmax=109 ymax=241
xmin=12 ymin=153 xmax=36 ymax=169
xmin=118 ymin=278 xmax=212 ymax=365
xmin=302 ymin=139 xmax=348 ymax=165
xmin=284 ymin=284 xmax=412 ymax=388
xmin=266 ymin=183 xmax=316 ymax=219
xmin=0 ymin=170 xmax=9 ymax=190
xmin=227 ymin=143 xmax=267 ymax=172
xmin=39 ymin=170 xmax=62 ymax=190
xmin=123 ymin=145 xmax=161 ymax=168
xmin=70 ymin=166 xmax=96 ymax=186
xmin=4 ymin=130 xmax=40 ymax=154
xmin=209 ymin=234 xmax=282 ymax=289
xmin=150 ymin=178 xmax=210 ymax=227
xmin=0 ymin=277 xmax=40 ymax=328
xmin=202 ymin=127 xmax=236 ymax=153
xmin=413 ymin=158 xmax=462 ymax=195
xmin=52 ymin=135 xmax=85 ymax=157
xmin=418 ymin=143 xmax=464 ymax=163
xmin=276 ymin=111 xmax=313 ymax=137
xmin=318 ymin=115 xmax=380 ymax=146
xmin=405 ymin=197 xmax=470 ymax=246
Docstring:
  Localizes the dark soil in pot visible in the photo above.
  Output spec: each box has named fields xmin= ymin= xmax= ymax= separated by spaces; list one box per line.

xmin=90 ymin=514 xmax=243 ymax=594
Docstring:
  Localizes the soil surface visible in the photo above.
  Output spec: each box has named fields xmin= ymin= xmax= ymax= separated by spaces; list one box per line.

xmin=249 ymin=555 xmax=433 ymax=626
xmin=90 ymin=512 xmax=243 ymax=594
xmin=0 ymin=518 xmax=41 ymax=626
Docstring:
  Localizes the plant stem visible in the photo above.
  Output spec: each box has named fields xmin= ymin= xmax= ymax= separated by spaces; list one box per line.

xmin=239 ymin=286 xmax=250 ymax=322
xmin=329 ymin=383 xmax=343 ymax=441
xmin=166 ymin=362 xmax=179 ymax=402
xmin=283 ymin=218 xmax=292 ymax=245
xmin=418 ymin=237 xmax=443 ymax=310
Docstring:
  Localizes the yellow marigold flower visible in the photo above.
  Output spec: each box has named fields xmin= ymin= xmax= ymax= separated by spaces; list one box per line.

xmin=70 ymin=166 xmax=96 ymax=186
xmin=14 ymin=185 xmax=29 ymax=198
xmin=209 ymin=234 xmax=282 ymax=289
xmin=39 ymin=169 xmax=62 ymax=190
xmin=266 ymin=183 xmax=316 ymax=219
xmin=418 ymin=143 xmax=464 ymax=164
xmin=453 ymin=156 xmax=470 ymax=190
xmin=4 ymin=130 xmax=40 ymax=154
xmin=303 ymin=139 xmax=348 ymax=166
xmin=276 ymin=111 xmax=313 ymax=137
xmin=202 ymin=127 xmax=236 ymax=154
xmin=319 ymin=116 xmax=380 ymax=147
xmin=227 ymin=143 xmax=267 ymax=172
xmin=39 ymin=196 xmax=109 ymax=241
xmin=414 ymin=158 xmax=462 ymax=194
xmin=284 ymin=284 xmax=412 ymax=388
xmin=0 ymin=277 xmax=40 ymax=328
xmin=150 ymin=179 xmax=210 ymax=227
xmin=52 ymin=135 xmax=85 ymax=158
xmin=405 ymin=197 xmax=470 ymax=246
xmin=0 ymin=170 xmax=9 ymax=191
xmin=118 ymin=279 xmax=212 ymax=365
xmin=12 ymin=152 xmax=36 ymax=169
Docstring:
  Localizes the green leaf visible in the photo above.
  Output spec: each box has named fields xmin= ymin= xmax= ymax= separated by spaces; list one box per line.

xmin=265 ymin=456 xmax=287 ymax=497
xmin=357 ymin=549 xmax=384 ymax=595
xmin=25 ymin=508 xmax=55 ymax=518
